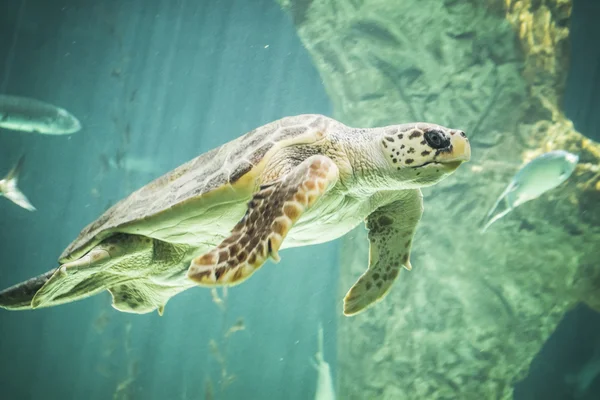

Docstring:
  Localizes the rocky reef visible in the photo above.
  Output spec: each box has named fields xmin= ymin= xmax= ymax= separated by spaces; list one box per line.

xmin=277 ymin=0 xmax=600 ymax=398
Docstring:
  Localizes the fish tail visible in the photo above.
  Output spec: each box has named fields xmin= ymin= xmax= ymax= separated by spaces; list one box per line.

xmin=479 ymin=183 xmax=516 ymax=233
xmin=480 ymin=207 xmax=512 ymax=233
xmin=1 ymin=155 xmax=36 ymax=211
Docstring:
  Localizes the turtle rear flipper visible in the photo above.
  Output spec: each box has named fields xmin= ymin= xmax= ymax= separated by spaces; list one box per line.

xmin=0 ymin=269 xmax=56 ymax=310
xmin=344 ymin=189 xmax=423 ymax=316
xmin=0 ymin=268 xmax=114 ymax=310
xmin=187 ymin=155 xmax=339 ymax=286
xmin=31 ymin=234 xmax=153 ymax=309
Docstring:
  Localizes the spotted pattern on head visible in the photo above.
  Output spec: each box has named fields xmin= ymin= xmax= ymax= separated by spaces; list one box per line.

xmin=187 ymin=155 xmax=339 ymax=287
xmin=380 ymin=124 xmax=455 ymax=170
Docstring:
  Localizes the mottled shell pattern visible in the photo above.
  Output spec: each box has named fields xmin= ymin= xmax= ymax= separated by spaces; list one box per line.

xmin=61 ymin=114 xmax=336 ymax=263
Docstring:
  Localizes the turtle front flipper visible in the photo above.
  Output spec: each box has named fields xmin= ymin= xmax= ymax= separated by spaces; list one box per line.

xmin=187 ymin=155 xmax=339 ymax=286
xmin=343 ymin=189 xmax=424 ymax=316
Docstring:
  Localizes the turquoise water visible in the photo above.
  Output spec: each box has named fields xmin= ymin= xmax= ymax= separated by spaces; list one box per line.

xmin=0 ymin=1 xmax=335 ymax=399
xmin=1 ymin=1 xmax=599 ymax=399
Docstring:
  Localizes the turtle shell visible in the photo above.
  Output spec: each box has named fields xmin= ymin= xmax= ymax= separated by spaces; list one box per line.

xmin=59 ymin=114 xmax=335 ymax=263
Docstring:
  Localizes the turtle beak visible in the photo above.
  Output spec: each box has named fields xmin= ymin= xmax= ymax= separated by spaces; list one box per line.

xmin=437 ymin=130 xmax=470 ymax=169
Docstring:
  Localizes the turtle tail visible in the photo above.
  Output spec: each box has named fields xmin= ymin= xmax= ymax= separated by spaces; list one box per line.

xmin=0 ymin=268 xmax=57 ymax=310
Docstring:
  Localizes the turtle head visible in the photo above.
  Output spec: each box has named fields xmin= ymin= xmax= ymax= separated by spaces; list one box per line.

xmin=380 ymin=123 xmax=470 ymax=188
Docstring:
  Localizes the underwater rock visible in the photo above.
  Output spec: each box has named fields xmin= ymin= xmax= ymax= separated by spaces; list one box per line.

xmin=277 ymin=0 xmax=600 ymax=398
xmin=504 ymin=0 xmax=572 ymax=117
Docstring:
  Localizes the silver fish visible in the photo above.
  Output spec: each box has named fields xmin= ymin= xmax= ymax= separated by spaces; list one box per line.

xmin=0 ymin=155 xmax=35 ymax=211
xmin=0 ymin=94 xmax=81 ymax=135
xmin=481 ymin=150 xmax=578 ymax=232
xmin=100 ymin=151 xmax=161 ymax=175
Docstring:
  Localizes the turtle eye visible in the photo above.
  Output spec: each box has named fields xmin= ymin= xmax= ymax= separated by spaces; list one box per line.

xmin=424 ymin=129 xmax=450 ymax=149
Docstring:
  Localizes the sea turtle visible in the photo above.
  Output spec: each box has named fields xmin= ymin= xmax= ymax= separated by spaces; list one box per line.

xmin=0 ymin=114 xmax=470 ymax=316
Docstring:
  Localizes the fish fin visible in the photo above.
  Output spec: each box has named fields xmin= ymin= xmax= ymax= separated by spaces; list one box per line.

xmin=480 ymin=182 xmax=518 ymax=233
xmin=1 ymin=155 xmax=35 ymax=211
xmin=5 ymin=155 xmax=24 ymax=181
xmin=480 ymin=207 xmax=512 ymax=233
xmin=483 ymin=181 xmax=515 ymax=220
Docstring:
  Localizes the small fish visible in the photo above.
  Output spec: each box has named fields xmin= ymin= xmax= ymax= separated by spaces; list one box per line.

xmin=100 ymin=151 xmax=161 ymax=175
xmin=0 ymin=156 xmax=35 ymax=211
xmin=0 ymin=94 xmax=81 ymax=134
xmin=481 ymin=150 xmax=578 ymax=232
xmin=311 ymin=323 xmax=336 ymax=400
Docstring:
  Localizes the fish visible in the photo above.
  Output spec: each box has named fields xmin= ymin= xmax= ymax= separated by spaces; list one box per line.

xmin=481 ymin=150 xmax=578 ymax=232
xmin=0 ymin=94 xmax=81 ymax=134
xmin=0 ymin=155 xmax=35 ymax=211
xmin=311 ymin=323 xmax=336 ymax=400
xmin=99 ymin=151 xmax=162 ymax=175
